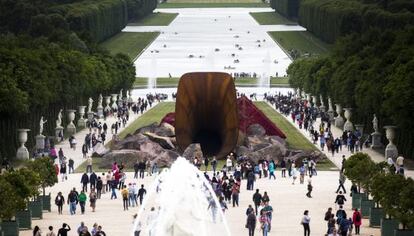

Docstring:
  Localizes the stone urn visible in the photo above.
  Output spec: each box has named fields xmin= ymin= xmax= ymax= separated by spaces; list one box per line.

xmin=16 ymin=129 xmax=30 ymax=160
xmin=343 ymin=108 xmax=354 ymax=131
xmin=334 ymin=104 xmax=344 ymax=128
xmin=66 ymin=109 xmax=76 ymax=134
xmin=77 ymin=106 xmax=86 ymax=128
xmin=111 ymin=94 xmax=118 ymax=111
xmin=104 ymin=96 xmax=111 ymax=112
xmin=384 ymin=126 xmax=398 ymax=159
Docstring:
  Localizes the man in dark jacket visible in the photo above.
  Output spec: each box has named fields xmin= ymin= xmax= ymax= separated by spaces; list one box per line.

xmin=81 ymin=173 xmax=89 ymax=192
xmin=252 ymin=189 xmax=262 ymax=215
xmin=246 ymin=209 xmax=256 ymax=236
xmin=90 ymin=172 xmax=97 ymax=190
xmin=134 ymin=161 xmax=139 ymax=179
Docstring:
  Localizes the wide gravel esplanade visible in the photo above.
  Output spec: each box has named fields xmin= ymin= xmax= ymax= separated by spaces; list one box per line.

xmin=123 ymin=8 xmax=306 ymax=78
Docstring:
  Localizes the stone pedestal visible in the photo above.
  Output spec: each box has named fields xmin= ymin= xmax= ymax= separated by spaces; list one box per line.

xmin=327 ymin=97 xmax=335 ymax=122
xmin=87 ymin=112 xmax=94 ymax=122
xmin=355 ymin=124 xmax=364 ymax=135
xmin=343 ymin=108 xmax=354 ymax=131
xmin=35 ymin=134 xmax=45 ymax=150
xmin=55 ymin=127 xmax=64 ymax=142
xmin=66 ymin=110 xmax=76 ymax=135
xmin=371 ymin=132 xmax=383 ymax=149
xmin=111 ymin=94 xmax=118 ymax=111
xmin=97 ymin=107 xmax=103 ymax=119
xmin=16 ymin=129 xmax=30 ymax=160
xmin=384 ymin=126 xmax=398 ymax=160
xmin=334 ymin=104 xmax=344 ymax=128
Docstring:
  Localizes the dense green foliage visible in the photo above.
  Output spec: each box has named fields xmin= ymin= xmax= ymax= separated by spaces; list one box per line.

xmin=0 ymin=0 xmax=145 ymax=159
xmin=270 ymin=0 xmax=300 ymax=18
xmin=343 ymin=153 xmax=381 ymax=192
xmin=52 ymin=0 xmax=129 ymax=43
xmin=127 ymin=0 xmax=158 ymax=21
xmin=288 ymin=26 xmax=414 ymax=159
xmin=288 ymin=1 xmax=414 ymax=159
xmin=27 ymin=157 xmax=58 ymax=193
xmin=371 ymin=173 xmax=414 ymax=229
xmin=345 ymin=153 xmax=414 ymax=229
xmin=298 ymin=0 xmax=414 ymax=43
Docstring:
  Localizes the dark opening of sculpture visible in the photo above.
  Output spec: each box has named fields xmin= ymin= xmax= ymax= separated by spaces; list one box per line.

xmin=175 ymin=72 xmax=239 ymax=158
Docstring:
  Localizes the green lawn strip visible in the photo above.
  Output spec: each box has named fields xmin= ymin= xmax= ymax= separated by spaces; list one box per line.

xmin=128 ymin=12 xmax=178 ymax=26
xmin=134 ymin=77 xmax=290 ymax=87
xmin=249 ymin=12 xmax=294 ymax=25
xmin=254 ymin=102 xmax=316 ymax=151
xmin=268 ymin=31 xmax=330 ymax=56
xmin=100 ymin=32 xmax=160 ymax=60
xmin=118 ymin=102 xmax=175 ymax=140
xmin=157 ymin=2 xmax=269 ymax=8
xmin=254 ymin=102 xmax=336 ymax=170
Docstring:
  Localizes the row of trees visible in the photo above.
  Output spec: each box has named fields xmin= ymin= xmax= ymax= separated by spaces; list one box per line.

xmin=344 ymin=153 xmax=414 ymax=231
xmin=287 ymin=26 xmax=414 ymax=159
xmin=0 ymin=157 xmax=57 ymax=220
xmin=0 ymin=0 xmax=151 ymax=158
xmin=299 ymin=0 xmax=414 ymax=43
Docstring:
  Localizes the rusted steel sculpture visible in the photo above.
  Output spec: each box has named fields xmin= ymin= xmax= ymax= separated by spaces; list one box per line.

xmin=175 ymin=72 xmax=239 ymax=158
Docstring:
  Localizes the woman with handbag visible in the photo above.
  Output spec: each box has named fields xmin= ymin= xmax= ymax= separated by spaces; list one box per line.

xmin=259 ymin=210 xmax=270 ymax=236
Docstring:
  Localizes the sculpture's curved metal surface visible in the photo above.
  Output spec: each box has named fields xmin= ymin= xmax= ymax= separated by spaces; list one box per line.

xmin=175 ymin=72 xmax=239 ymax=158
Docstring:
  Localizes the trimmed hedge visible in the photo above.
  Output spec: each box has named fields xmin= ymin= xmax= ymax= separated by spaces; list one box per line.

xmin=52 ymin=0 xmax=129 ymax=43
xmin=270 ymin=0 xmax=300 ymax=19
xmin=298 ymin=0 xmax=414 ymax=43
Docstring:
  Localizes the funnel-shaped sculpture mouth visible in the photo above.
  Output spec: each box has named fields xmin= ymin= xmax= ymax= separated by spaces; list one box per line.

xmin=175 ymin=72 xmax=239 ymax=157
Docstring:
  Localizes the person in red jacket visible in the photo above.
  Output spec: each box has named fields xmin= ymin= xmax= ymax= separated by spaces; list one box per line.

xmin=352 ymin=208 xmax=362 ymax=235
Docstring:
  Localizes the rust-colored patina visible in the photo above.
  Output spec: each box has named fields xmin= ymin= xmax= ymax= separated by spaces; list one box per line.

xmin=175 ymin=72 xmax=239 ymax=158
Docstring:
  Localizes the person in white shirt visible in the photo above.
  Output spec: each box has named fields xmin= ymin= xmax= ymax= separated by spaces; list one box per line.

xmin=301 ymin=210 xmax=311 ymax=236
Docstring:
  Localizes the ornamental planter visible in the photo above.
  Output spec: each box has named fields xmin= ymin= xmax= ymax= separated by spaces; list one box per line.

xmin=352 ymin=192 xmax=367 ymax=209
xmin=381 ymin=218 xmax=399 ymax=236
xmin=394 ymin=229 xmax=414 ymax=236
xmin=39 ymin=194 xmax=51 ymax=212
xmin=28 ymin=199 xmax=43 ymax=219
xmin=15 ymin=209 xmax=31 ymax=229
xmin=369 ymin=207 xmax=384 ymax=227
xmin=0 ymin=221 xmax=19 ymax=236
xmin=360 ymin=199 xmax=374 ymax=218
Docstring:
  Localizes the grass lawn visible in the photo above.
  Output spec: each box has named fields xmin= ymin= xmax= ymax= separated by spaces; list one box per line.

xmin=118 ymin=102 xmax=175 ymax=140
xmin=250 ymin=12 xmax=294 ymax=25
xmin=158 ymin=2 xmax=269 ymax=8
xmin=254 ymin=102 xmax=316 ymax=151
xmin=268 ymin=31 xmax=330 ymax=57
xmin=100 ymin=32 xmax=159 ymax=60
xmin=134 ymin=77 xmax=290 ymax=88
xmin=128 ymin=12 xmax=178 ymax=26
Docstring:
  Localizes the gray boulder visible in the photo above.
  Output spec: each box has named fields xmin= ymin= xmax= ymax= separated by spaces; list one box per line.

xmin=182 ymin=143 xmax=203 ymax=160
xmin=247 ymin=124 xmax=266 ymax=137
xmin=112 ymin=133 xmax=149 ymax=150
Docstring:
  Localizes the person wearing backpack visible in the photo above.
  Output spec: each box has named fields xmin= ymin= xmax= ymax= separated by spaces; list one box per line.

xmin=352 ymin=208 xmax=362 ymax=235
xmin=334 ymin=191 xmax=347 ymax=207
